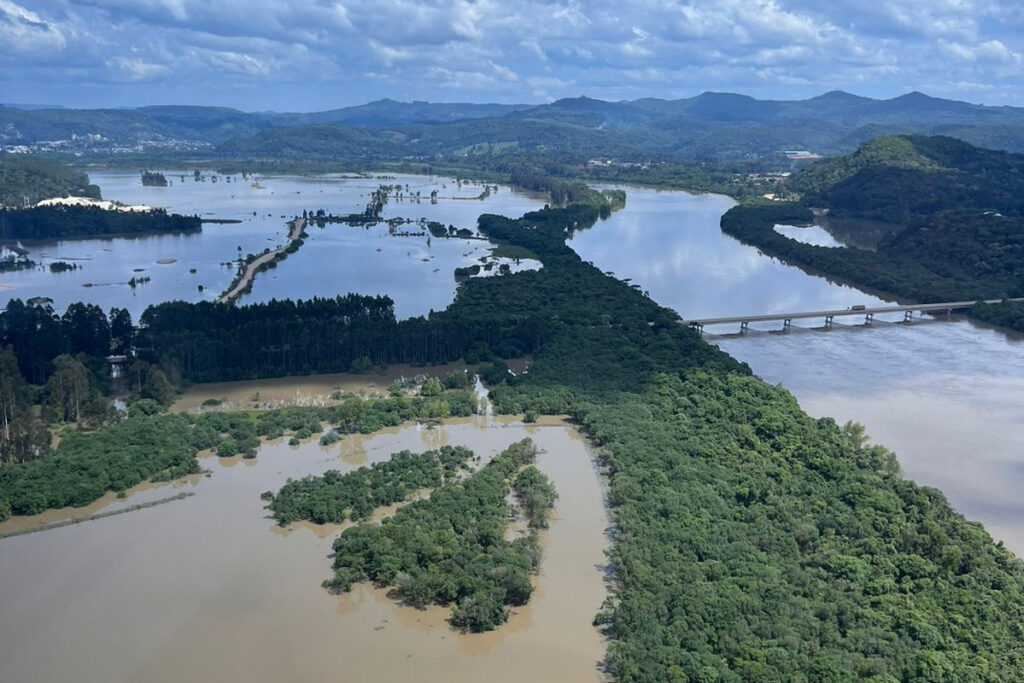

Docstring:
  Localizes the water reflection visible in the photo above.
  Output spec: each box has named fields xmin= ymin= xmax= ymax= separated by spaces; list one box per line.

xmin=773 ymin=223 xmax=845 ymax=247
xmin=572 ymin=188 xmax=890 ymax=323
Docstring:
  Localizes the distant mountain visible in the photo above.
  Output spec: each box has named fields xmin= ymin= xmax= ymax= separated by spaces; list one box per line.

xmin=6 ymin=91 xmax=1024 ymax=162
xmin=1 ymin=104 xmax=66 ymax=111
xmin=0 ymin=100 xmax=535 ymax=146
xmin=303 ymin=99 xmax=534 ymax=127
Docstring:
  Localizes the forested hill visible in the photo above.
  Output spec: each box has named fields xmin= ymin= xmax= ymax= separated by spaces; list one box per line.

xmin=792 ymin=135 xmax=1024 ymax=222
xmin=0 ymin=154 xmax=100 ymax=208
xmin=721 ymin=135 xmax=1024 ymax=329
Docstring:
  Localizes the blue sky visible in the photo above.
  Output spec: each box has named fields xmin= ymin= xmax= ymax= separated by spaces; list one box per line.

xmin=3 ymin=0 xmax=1023 ymax=110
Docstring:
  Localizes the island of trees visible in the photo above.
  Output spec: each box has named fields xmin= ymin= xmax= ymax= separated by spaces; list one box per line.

xmin=0 ymin=204 xmax=200 ymax=240
xmin=141 ymin=171 xmax=168 ymax=187
xmin=324 ymin=439 xmax=556 ymax=633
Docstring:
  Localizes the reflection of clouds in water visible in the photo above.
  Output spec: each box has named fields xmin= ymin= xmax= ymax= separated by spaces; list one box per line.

xmin=8 ymin=171 xmax=546 ymax=321
xmin=571 ymin=187 xmax=888 ymax=320
xmin=773 ymin=224 xmax=845 ymax=248
xmin=720 ymin=320 xmax=1024 ymax=397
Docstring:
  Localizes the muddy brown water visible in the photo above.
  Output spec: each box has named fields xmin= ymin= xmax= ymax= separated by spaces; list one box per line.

xmin=173 ymin=359 xmax=532 ymax=413
xmin=0 ymin=417 xmax=608 ymax=683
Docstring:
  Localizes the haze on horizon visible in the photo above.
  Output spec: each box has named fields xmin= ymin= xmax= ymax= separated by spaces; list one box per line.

xmin=2 ymin=0 xmax=1024 ymax=111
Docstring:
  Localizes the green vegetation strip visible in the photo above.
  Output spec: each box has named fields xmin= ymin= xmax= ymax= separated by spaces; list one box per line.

xmin=265 ymin=445 xmax=474 ymax=525
xmin=324 ymin=439 xmax=556 ymax=633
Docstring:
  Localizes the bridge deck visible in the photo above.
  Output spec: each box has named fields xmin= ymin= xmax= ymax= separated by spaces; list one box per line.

xmin=686 ymin=298 xmax=1024 ymax=327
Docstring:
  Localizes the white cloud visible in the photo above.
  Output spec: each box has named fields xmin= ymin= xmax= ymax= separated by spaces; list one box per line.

xmin=0 ymin=0 xmax=66 ymax=54
xmin=2 ymin=0 xmax=1024 ymax=107
xmin=106 ymin=56 xmax=171 ymax=81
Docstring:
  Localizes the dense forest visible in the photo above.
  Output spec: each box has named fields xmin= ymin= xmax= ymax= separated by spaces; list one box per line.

xmin=135 ymin=295 xmax=544 ymax=383
xmin=0 ymin=204 xmax=200 ymax=239
xmin=792 ymin=135 xmax=1024 ymax=223
xmin=324 ymin=439 xmax=556 ymax=632
xmin=267 ymin=445 xmax=474 ymax=525
xmin=0 ymin=153 xmax=100 ymax=207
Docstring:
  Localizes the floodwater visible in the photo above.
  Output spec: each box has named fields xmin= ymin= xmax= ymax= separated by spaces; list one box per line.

xmin=0 ymin=172 xmax=545 ymax=319
xmin=571 ymin=184 xmax=1024 ymax=555
xmin=0 ymin=417 xmax=608 ymax=683
xmin=172 ymin=358 xmax=532 ymax=413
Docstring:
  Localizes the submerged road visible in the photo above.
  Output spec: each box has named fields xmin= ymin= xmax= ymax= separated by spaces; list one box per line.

xmin=217 ymin=217 xmax=306 ymax=304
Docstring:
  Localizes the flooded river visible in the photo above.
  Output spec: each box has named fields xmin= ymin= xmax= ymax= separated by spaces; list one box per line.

xmin=0 ymin=418 xmax=607 ymax=683
xmin=571 ymin=185 xmax=1024 ymax=554
xmin=4 ymin=178 xmax=1023 ymax=681
xmin=0 ymin=172 xmax=544 ymax=319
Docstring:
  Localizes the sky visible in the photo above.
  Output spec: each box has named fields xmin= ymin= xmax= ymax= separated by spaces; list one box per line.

xmin=2 ymin=0 xmax=1024 ymax=111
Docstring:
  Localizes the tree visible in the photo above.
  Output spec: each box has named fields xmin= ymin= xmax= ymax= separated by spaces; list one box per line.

xmin=142 ymin=367 xmax=175 ymax=406
xmin=0 ymin=345 xmax=25 ymax=448
xmin=421 ymin=376 xmax=443 ymax=397
xmin=109 ymin=307 xmax=133 ymax=356
xmin=46 ymin=354 xmax=90 ymax=423
xmin=0 ymin=345 xmax=50 ymax=463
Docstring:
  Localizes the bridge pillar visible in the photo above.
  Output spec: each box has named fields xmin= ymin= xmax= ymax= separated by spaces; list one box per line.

xmin=904 ymin=310 xmax=913 ymax=323
xmin=740 ymin=321 xmax=748 ymax=334
xmin=824 ymin=315 xmax=833 ymax=328
xmin=865 ymin=312 xmax=874 ymax=325
xmin=783 ymin=318 xmax=791 ymax=331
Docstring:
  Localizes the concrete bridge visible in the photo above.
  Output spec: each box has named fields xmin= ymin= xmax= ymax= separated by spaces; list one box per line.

xmin=685 ymin=298 xmax=1024 ymax=335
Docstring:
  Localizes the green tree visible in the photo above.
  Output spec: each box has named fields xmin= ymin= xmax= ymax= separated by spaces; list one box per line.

xmin=46 ymin=354 xmax=90 ymax=423
xmin=0 ymin=346 xmax=50 ymax=463
xmin=142 ymin=367 xmax=175 ymax=406
xmin=421 ymin=376 xmax=443 ymax=396
xmin=109 ymin=307 xmax=133 ymax=356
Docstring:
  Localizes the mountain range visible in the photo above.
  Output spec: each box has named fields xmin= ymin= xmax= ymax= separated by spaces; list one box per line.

xmin=5 ymin=91 xmax=1024 ymax=164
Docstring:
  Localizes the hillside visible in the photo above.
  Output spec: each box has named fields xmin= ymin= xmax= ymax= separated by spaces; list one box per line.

xmin=793 ymin=135 xmax=1024 ymax=223
xmin=0 ymin=154 xmax=100 ymax=207
xmin=722 ymin=135 xmax=1024 ymax=328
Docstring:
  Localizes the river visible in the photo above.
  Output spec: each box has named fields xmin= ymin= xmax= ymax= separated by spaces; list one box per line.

xmin=570 ymin=185 xmax=1024 ymax=554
